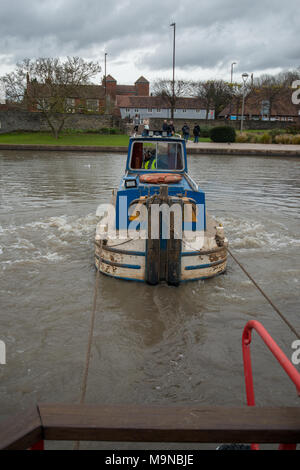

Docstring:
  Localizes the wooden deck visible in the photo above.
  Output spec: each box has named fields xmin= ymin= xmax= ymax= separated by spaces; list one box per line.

xmin=0 ymin=404 xmax=299 ymax=449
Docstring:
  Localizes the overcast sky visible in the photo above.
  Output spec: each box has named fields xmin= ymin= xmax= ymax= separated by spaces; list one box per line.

xmin=0 ymin=0 xmax=299 ymax=88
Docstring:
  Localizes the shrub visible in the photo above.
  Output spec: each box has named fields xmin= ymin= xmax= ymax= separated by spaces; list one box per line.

xmin=258 ymin=133 xmax=272 ymax=144
xmin=209 ymin=126 xmax=236 ymax=143
xmin=274 ymin=134 xmax=293 ymax=144
xmin=248 ymin=134 xmax=260 ymax=143
xmin=286 ymin=124 xmax=300 ymax=135
xmin=236 ymin=132 xmax=250 ymax=143
xmin=269 ymin=129 xmax=286 ymax=143
xmin=200 ymin=126 xmax=213 ymax=138
xmin=292 ymin=134 xmax=300 ymax=145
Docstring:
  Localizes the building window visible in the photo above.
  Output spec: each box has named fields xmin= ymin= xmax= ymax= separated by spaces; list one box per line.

xmin=147 ymin=108 xmax=152 ymax=112
xmin=125 ymin=108 xmax=130 ymax=112
xmin=66 ymin=98 xmax=75 ymax=113
xmin=86 ymin=99 xmax=99 ymax=112
xmin=157 ymin=108 xmax=161 ymax=112
xmin=196 ymin=109 xmax=200 ymax=113
xmin=134 ymin=108 xmax=139 ymax=112
xmin=37 ymin=99 xmax=50 ymax=111
xmin=182 ymin=109 xmax=187 ymax=113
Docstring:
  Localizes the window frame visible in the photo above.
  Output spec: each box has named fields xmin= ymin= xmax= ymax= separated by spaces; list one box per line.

xmin=129 ymin=140 xmax=185 ymax=172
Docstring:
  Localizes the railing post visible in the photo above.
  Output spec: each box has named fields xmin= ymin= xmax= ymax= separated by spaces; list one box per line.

xmin=242 ymin=320 xmax=300 ymax=451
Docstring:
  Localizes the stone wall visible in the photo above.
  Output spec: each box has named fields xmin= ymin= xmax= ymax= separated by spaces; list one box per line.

xmin=149 ymin=117 xmax=299 ymax=133
xmin=0 ymin=109 xmax=123 ymax=134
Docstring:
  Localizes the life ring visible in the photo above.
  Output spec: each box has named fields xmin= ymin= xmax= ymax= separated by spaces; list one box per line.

xmin=140 ymin=173 xmax=182 ymax=184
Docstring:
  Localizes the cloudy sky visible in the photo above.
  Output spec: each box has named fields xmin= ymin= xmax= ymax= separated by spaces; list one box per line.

xmin=0 ymin=0 xmax=299 ymax=88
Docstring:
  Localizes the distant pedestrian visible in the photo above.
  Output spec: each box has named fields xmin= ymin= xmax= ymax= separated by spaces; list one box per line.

xmin=193 ymin=123 xmax=201 ymax=143
xmin=182 ymin=123 xmax=190 ymax=141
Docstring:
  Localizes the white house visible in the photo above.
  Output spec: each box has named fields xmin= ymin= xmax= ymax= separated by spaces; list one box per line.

xmin=116 ymin=95 xmax=215 ymax=120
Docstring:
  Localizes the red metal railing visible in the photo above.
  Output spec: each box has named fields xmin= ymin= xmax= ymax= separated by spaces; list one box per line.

xmin=242 ymin=320 xmax=300 ymax=450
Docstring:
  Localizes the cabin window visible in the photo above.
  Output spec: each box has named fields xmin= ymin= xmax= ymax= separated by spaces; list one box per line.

xmin=130 ymin=141 xmax=184 ymax=171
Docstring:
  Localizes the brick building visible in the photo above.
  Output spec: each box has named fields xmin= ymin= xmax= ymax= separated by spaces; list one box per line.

xmin=26 ymin=75 xmax=150 ymax=114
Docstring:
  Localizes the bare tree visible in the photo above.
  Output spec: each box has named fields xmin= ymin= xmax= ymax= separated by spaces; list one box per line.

xmin=1 ymin=57 xmax=101 ymax=138
xmin=191 ymin=79 xmax=233 ymax=119
xmin=152 ymin=78 xmax=192 ymax=118
xmin=252 ymin=74 xmax=285 ymax=119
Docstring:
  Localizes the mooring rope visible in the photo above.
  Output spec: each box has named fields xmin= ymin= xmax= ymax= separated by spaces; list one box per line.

xmin=73 ymin=249 xmax=102 ymax=450
xmin=225 ymin=246 xmax=300 ymax=340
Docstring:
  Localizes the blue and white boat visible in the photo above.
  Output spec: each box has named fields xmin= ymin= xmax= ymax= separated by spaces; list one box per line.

xmin=95 ymin=132 xmax=228 ymax=285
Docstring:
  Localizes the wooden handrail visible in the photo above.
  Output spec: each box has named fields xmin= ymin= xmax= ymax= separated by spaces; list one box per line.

xmin=0 ymin=404 xmax=299 ymax=449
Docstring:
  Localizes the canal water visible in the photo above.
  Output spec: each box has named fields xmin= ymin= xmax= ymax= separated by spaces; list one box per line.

xmin=0 ymin=150 xmax=299 ymax=449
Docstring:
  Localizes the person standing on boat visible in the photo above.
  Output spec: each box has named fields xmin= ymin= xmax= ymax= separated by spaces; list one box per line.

xmin=133 ymin=114 xmax=140 ymax=135
xmin=142 ymin=119 xmax=149 ymax=136
xmin=182 ymin=123 xmax=190 ymax=141
xmin=167 ymin=120 xmax=175 ymax=136
xmin=193 ymin=123 xmax=201 ymax=143
xmin=162 ymin=120 xmax=168 ymax=133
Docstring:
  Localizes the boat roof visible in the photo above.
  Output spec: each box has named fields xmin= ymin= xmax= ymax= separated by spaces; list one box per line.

xmin=130 ymin=130 xmax=183 ymax=142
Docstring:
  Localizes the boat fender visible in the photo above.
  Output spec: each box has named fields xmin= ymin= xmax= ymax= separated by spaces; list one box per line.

xmin=215 ymin=224 xmax=225 ymax=246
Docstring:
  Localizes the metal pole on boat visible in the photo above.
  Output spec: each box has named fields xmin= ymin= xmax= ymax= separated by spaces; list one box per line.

xmin=170 ymin=22 xmax=176 ymax=119
xmin=240 ymin=72 xmax=249 ymax=132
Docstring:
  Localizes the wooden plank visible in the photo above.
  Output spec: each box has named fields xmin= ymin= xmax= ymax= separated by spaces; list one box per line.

xmin=39 ymin=404 xmax=300 ymax=444
xmin=0 ymin=406 xmax=43 ymax=450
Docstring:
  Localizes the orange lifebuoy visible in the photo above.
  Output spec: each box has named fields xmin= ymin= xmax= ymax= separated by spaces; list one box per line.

xmin=140 ymin=173 xmax=182 ymax=184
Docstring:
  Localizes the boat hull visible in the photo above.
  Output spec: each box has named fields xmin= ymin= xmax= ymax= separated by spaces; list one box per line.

xmin=95 ymin=232 xmax=228 ymax=284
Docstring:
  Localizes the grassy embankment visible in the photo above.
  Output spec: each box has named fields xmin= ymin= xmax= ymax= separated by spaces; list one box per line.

xmin=0 ymin=132 xmax=211 ymax=146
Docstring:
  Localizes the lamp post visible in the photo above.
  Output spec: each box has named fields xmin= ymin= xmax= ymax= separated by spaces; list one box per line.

xmin=241 ymin=72 xmax=249 ymax=132
xmin=104 ymin=52 xmax=107 ymax=113
xmin=229 ymin=62 xmax=237 ymax=117
xmin=170 ymin=22 xmax=176 ymax=119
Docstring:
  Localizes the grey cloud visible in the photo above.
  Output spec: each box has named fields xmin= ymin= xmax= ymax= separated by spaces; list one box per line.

xmin=0 ymin=0 xmax=299 ymax=80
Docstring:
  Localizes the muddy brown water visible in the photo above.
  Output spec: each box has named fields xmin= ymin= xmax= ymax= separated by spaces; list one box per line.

xmin=0 ymin=150 xmax=299 ymax=449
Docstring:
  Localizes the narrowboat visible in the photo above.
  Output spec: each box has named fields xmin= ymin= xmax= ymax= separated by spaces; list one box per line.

xmin=95 ymin=132 xmax=228 ymax=285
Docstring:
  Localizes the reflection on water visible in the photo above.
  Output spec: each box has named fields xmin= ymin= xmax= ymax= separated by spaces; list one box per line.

xmin=0 ymin=150 xmax=299 ymax=449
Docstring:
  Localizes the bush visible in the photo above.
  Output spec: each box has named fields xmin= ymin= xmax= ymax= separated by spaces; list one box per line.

xmin=286 ymin=124 xmax=300 ymax=135
xmin=209 ymin=126 xmax=236 ymax=143
xmin=200 ymin=126 xmax=213 ymax=138
xmin=258 ymin=133 xmax=272 ymax=144
xmin=236 ymin=132 xmax=250 ymax=143
xmin=292 ymin=134 xmax=300 ymax=144
xmin=274 ymin=134 xmax=293 ymax=144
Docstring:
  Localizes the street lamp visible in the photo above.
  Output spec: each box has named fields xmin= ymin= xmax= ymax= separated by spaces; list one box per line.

xmin=241 ymin=72 xmax=249 ymax=132
xmin=104 ymin=52 xmax=108 ymax=113
xmin=229 ymin=62 xmax=237 ymax=117
xmin=170 ymin=22 xmax=176 ymax=119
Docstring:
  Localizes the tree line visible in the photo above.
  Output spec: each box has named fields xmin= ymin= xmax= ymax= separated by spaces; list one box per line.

xmin=1 ymin=56 xmax=300 ymax=138
xmin=151 ymin=68 xmax=300 ymax=120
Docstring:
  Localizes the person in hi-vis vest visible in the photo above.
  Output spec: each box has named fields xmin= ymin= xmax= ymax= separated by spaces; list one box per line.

xmin=143 ymin=149 xmax=157 ymax=169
